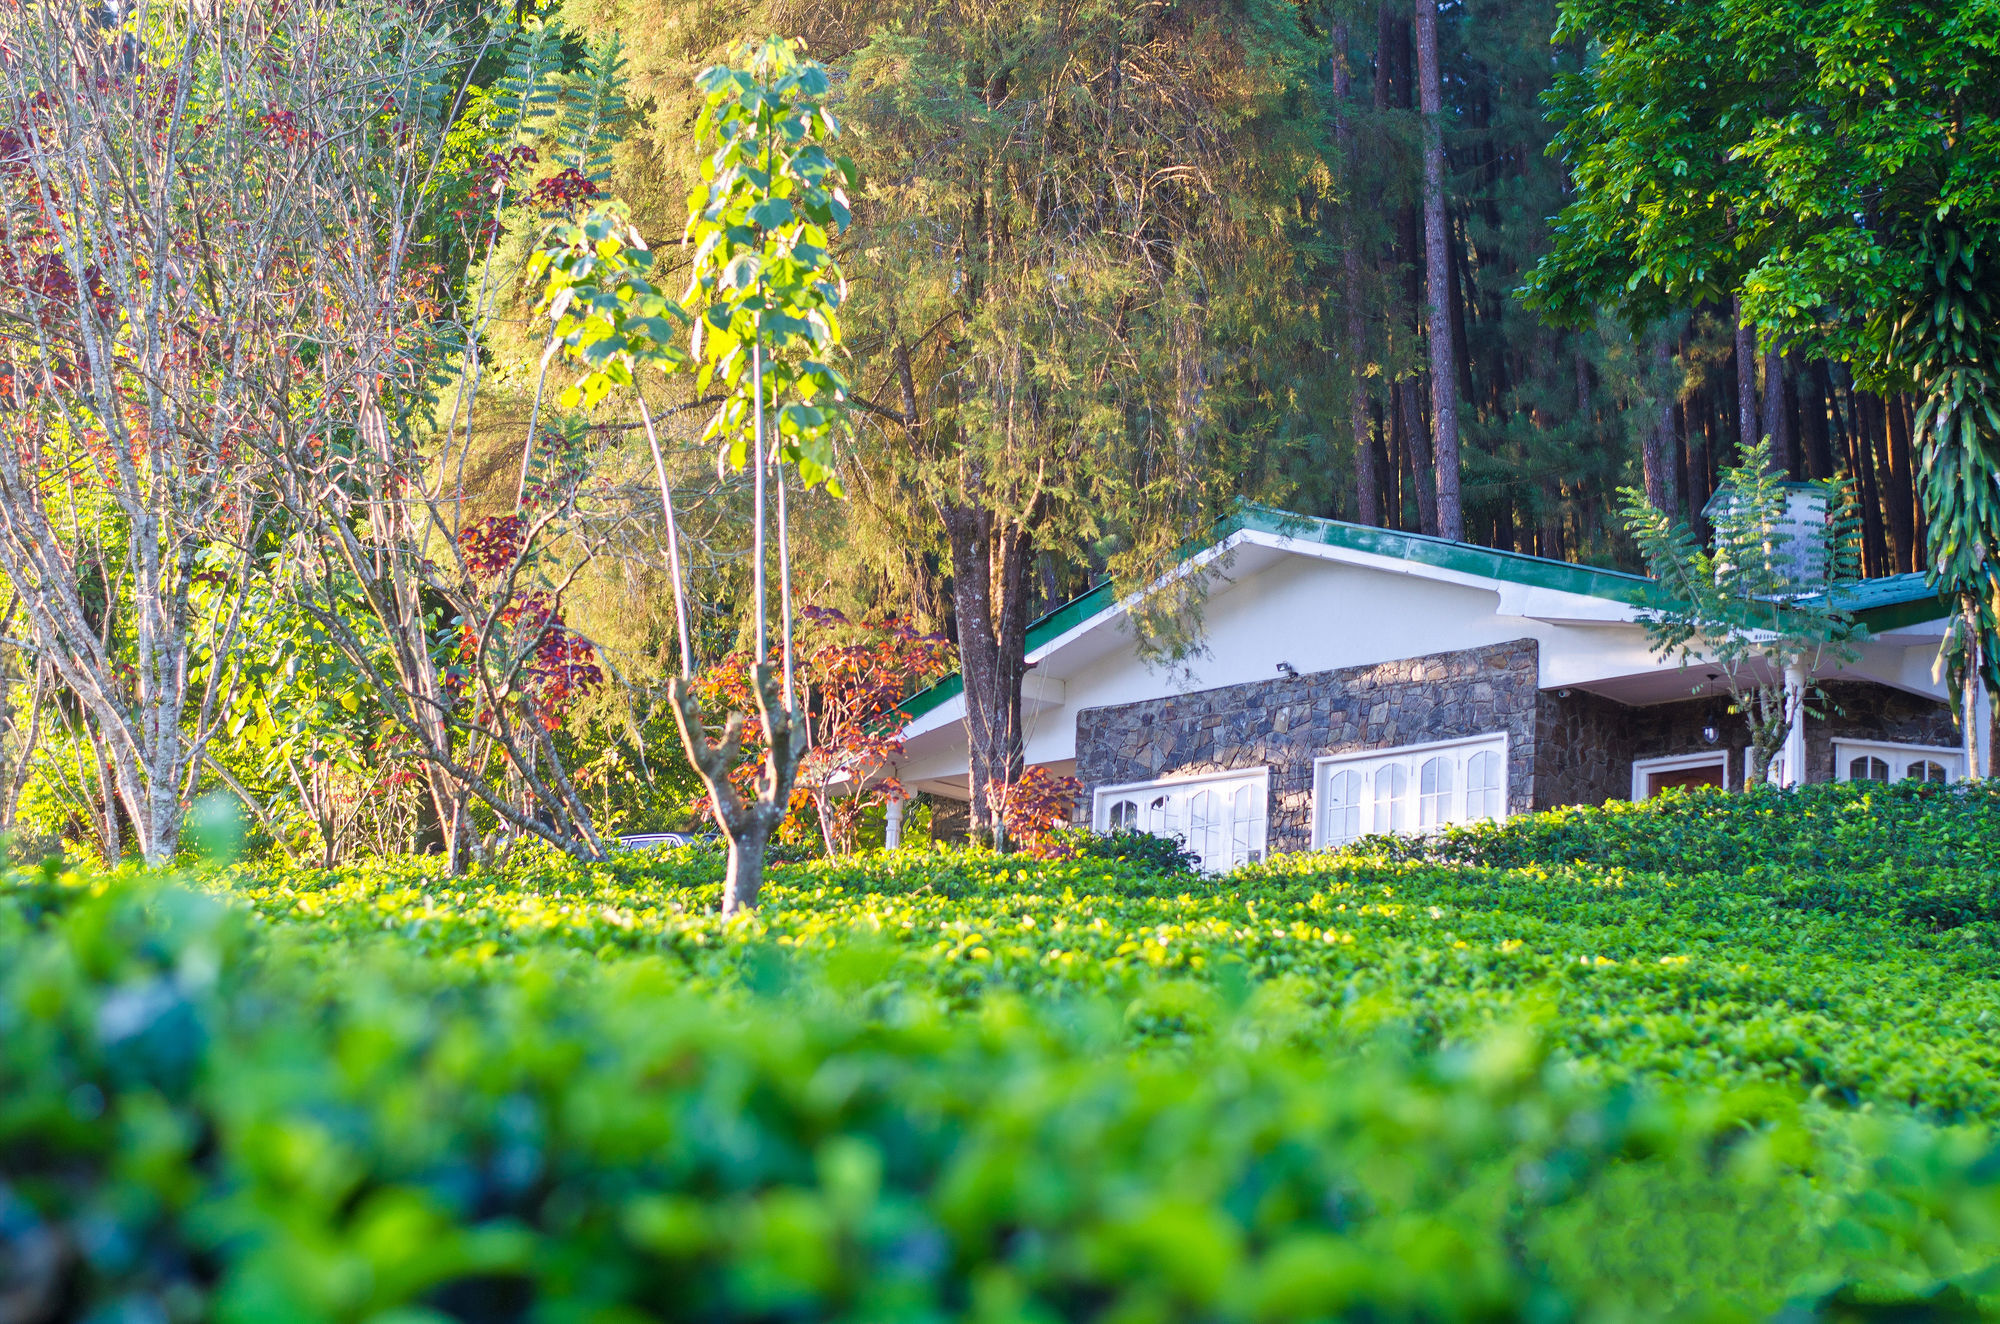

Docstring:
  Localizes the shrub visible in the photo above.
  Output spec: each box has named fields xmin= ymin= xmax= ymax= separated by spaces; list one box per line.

xmin=10 ymin=784 xmax=2000 ymax=1318
xmin=0 ymin=868 xmax=1866 ymax=1322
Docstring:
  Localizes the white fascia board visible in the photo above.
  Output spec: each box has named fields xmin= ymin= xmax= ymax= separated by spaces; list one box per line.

xmin=902 ymin=693 xmax=966 ymax=740
xmin=897 ymin=674 xmax=1065 ymax=744
xmin=1023 ymin=532 xmax=1252 ymax=665
xmin=1492 ymin=584 xmax=1643 ymax=624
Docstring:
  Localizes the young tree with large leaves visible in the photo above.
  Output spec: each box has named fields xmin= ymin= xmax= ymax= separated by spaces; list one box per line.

xmin=537 ymin=38 xmax=852 ymax=911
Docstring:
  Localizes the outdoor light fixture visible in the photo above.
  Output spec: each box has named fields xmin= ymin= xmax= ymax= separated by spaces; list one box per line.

xmin=1702 ymin=726 xmax=1720 ymax=744
xmin=1276 ymin=661 xmax=1299 ymax=678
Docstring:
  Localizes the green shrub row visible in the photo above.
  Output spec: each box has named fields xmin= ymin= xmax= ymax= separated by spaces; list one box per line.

xmin=4 ymin=868 xmax=2000 ymax=1322
xmin=215 ymin=786 xmax=2000 ymax=1119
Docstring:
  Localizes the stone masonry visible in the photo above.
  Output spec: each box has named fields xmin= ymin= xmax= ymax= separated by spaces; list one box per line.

xmin=1074 ymin=639 xmax=1541 ymax=853
xmin=1534 ymin=679 xmax=1965 ymax=801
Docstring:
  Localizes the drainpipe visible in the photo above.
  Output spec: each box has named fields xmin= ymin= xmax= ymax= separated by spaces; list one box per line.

xmin=885 ymin=794 xmax=905 ymax=851
xmin=1781 ymin=659 xmax=1808 ymax=787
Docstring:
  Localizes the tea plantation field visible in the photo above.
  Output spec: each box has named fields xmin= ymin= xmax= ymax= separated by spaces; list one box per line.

xmin=7 ymin=782 xmax=2000 ymax=1321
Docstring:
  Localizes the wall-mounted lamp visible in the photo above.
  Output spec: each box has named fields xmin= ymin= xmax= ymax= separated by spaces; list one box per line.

xmin=1276 ymin=661 xmax=1299 ymax=678
xmin=1701 ymin=726 xmax=1721 ymax=745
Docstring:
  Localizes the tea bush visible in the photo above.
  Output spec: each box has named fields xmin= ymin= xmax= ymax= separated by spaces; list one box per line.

xmin=7 ymin=783 xmax=2000 ymax=1320
xmin=222 ymin=784 xmax=2000 ymax=1117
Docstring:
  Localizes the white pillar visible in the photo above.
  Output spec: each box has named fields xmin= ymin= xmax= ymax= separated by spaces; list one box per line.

xmin=1781 ymin=660 xmax=1808 ymax=787
xmin=884 ymin=794 xmax=905 ymax=851
xmin=1974 ymin=682 xmax=1994 ymax=780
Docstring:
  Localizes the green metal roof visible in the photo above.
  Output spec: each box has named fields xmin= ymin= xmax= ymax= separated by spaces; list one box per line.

xmin=896 ymin=507 xmax=1953 ymax=721
xmin=1812 ymin=572 xmax=1952 ymax=632
xmin=1229 ymin=506 xmax=1656 ymax=604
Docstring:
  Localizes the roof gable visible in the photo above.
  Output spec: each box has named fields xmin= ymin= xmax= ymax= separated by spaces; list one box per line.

xmin=899 ymin=506 xmax=1954 ymax=720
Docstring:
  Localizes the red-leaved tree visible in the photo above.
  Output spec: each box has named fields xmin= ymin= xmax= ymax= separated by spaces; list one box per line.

xmin=993 ymin=765 xmax=1084 ymax=859
xmin=694 ymin=607 xmax=952 ymax=855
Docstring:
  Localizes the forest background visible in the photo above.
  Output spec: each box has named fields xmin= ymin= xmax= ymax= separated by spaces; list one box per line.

xmin=0 ymin=0 xmax=1977 ymax=870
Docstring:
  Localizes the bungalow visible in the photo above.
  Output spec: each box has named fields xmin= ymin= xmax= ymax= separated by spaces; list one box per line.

xmin=888 ymin=507 xmax=1983 ymax=869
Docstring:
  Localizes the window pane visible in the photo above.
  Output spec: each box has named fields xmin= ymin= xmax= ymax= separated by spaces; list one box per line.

xmin=1229 ymin=785 xmax=1261 ymax=866
xmin=1372 ymin=763 xmax=1410 ymax=834
xmin=1418 ymin=756 xmax=1454 ymax=827
xmin=1465 ymin=749 xmax=1503 ymax=821
xmin=1187 ymin=789 xmax=1223 ymax=871
xmin=1322 ymin=769 xmax=1363 ymax=846
xmin=1107 ymin=798 xmax=1138 ymax=830
xmin=1907 ymin=760 xmax=1948 ymax=784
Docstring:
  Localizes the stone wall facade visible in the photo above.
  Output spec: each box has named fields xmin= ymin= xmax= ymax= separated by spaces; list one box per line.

xmin=1808 ymin=681 xmax=1964 ymax=782
xmin=1074 ymin=644 xmax=1973 ymax=844
xmin=1074 ymin=640 xmax=1541 ymax=852
xmin=1534 ymin=680 xmax=1964 ymax=802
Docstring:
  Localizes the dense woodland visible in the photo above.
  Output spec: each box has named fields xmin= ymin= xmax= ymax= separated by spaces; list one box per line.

xmin=0 ymin=0 xmax=1989 ymax=868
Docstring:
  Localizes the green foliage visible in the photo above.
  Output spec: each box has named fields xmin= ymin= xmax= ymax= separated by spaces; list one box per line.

xmin=683 ymin=37 xmax=854 ymax=492
xmin=1892 ymin=221 xmax=2000 ymax=701
xmin=207 ymin=784 xmax=2000 ymax=1116
xmin=1526 ymin=0 xmax=2000 ymax=351
xmin=1620 ymin=437 xmax=1866 ymax=778
xmin=535 ymin=206 xmax=691 ymax=408
xmin=15 ymin=787 xmax=2000 ymax=1316
xmin=1057 ymin=825 xmax=1205 ymax=877
xmin=1529 ymin=0 xmax=2000 ymax=685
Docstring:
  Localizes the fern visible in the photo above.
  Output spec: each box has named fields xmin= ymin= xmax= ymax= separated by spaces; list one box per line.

xmin=554 ymin=33 xmax=629 ymax=189
xmin=489 ymin=20 xmax=564 ymax=144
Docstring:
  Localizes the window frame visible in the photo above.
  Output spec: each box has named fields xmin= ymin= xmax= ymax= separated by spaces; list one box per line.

xmin=1309 ymin=732 xmax=1510 ymax=850
xmin=1630 ymin=750 xmax=1731 ymax=801
xmin=1090 ymin=766 xmax=1270 ymax=871
xmin=1831 ymin=739 xmax=1964 ymax=785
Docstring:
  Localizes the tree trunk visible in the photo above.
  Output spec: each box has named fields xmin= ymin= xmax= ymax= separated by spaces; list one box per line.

xmin=1885 ymin=395 xmax=1919 ymax=572
xmin=1644 ymin=332 xmax=1679 ymax=513
xmin=940 ymin=498 xmax=1034 ymax=842
xmin=668 ymin=663 xmax=805 ymax=914
xmin=1858 ymin=391 xmax=1914 ymax=572
xmin=1762 ymin=346 xmax=1792 ymax=474
xmin=1413 ymin=0 xmax=1463 ymax=540
xmin=1333 ymin=23 xmax=1376 ymax=527
xmin=1840 ymin=377 xmax=1888 ymax=577
xmin=1801 ymin=360 xmax=1837 ymax=481
xmin=1687 ymin=387 xmax=1713 ymax=538
xmin=1732 ymin=298 xmax=1760 ymax=457
xmin=1399 ymin=380 xmax=1438 ymax=535
xmin=723 ymin=822 xmax=776 ymax=914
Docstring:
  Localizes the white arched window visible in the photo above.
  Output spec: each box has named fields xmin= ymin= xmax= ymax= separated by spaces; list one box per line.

xmin=1319 ymin=769 xmax=1363 ymax=846
xmin=1465 ymin=749 xmax=1504 ymax=820
xmin=1371 ymin=763 xmax=1411 ymax=835
xmin=1091 ymin=769 xmax=1268 ymax=872
xmin=1315 ymin=733 xmax=1508 ymax=849
xmin=1186 ymin=788 xmax=1224 ymax=871
xmin=1834 ymin=740 xmax=1963 ymax=786
xmin=1229 ymin=784 xmax=1262 ymax=861
xmin=1417 ymin=756 xmax=1454 ymax=827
